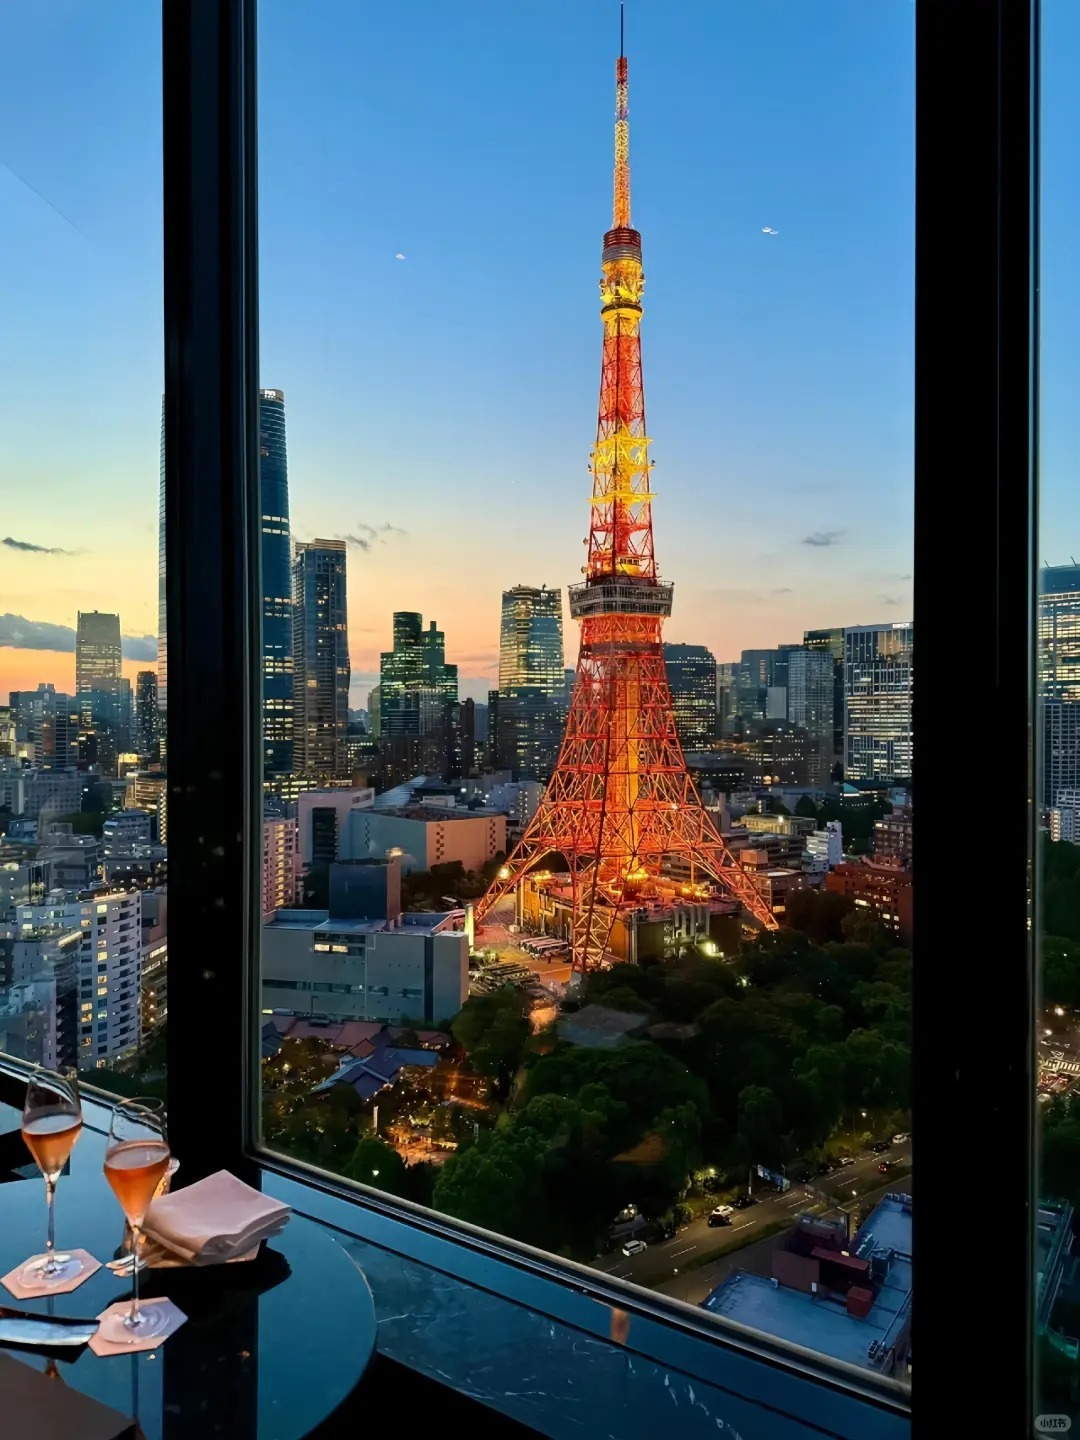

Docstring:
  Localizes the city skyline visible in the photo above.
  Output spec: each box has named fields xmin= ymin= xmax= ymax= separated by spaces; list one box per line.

xmin=0 ymin=3 xmax=921 ymax=707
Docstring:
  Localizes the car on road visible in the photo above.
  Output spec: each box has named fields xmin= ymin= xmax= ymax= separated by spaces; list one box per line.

xmin=817 ymin=1160 xmax=834 ymax=1176
xmin=621 ymin=1239 xmax=648 ymax=1257
xmin=892 ymin=1132 xmax=910 ymax=1144
xmin=708 ymin=1210 xmax=733 ymax=1227
xmin=871 ymin=1140 xmax=891 ymax=1154
xmin=734 ymin=1194 xmax=757 ymax=1209
xmin=878 ymin=1161 xmax=896 ymax=1174
xmin=839 ymin=1156 xmax=856 ymax=1167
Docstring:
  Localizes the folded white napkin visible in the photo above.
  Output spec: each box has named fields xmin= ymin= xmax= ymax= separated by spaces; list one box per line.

xmin=143 ymin=1170 xmax=291 ymax=1265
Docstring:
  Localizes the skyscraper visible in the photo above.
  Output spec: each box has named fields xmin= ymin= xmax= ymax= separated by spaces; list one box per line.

xmin=716 ymin=661 xmax=740 ymax=737
xmin=1044 ymin=701 xmax=1080 ymax=807
xmin=135 ymin=670 xmax=160 ymax=758
xmin=1037 ymin=566 xmax=1080 ymax=809
xmin=663 ymin=643 xmax=717 ymax=752
xmin=157 ymin=395 xmax=167 ymax=719
xmin=75 ymin=612 xmax=125 ymax=768
xmin=1038 ymin=564 xmax=1080 ymax=700
xmin=76 ymin=612 xmax=122 ymax=726
xmin=785 ymin=647 xmax=835 ymax=785
xmin=843 ymin=623 xmax=914 ymax=781
xmin=260 ymin=388 xmax=294 ymax=776
xmin=735 ymin=648 xmax=789 ymax=723
xmin=9 ymin=685 xmax=79 ymax=770
xmin=496 ymin=585 xmax=565 ymax=779
xmin=379 ymin=613 xmax=458 ymax=739
xmin=804 ymin=626 xmax=845 ymax=766
xmin=292 ymin=540 xmax=350 ymax=778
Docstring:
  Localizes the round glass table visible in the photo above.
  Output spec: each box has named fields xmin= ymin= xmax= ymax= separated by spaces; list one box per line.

xmin=0 ymin=1112 xmax=376 ymax=1439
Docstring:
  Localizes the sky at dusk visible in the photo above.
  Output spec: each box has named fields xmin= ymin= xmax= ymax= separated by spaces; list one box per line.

xmin=4 ymin=2 xmax=1070 ymax=711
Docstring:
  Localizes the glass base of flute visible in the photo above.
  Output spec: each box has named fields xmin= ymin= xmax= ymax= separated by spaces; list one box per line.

xmin=18 ymin=1069 xmax=85 ymax=1287
xmin=101 ymin=1098 xmax=171 ymax=1344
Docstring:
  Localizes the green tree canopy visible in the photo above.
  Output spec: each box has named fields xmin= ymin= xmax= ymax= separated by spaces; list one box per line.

xmin=343 ymin=1136 xmax=408 ymax=1193
xmin=451 ymin=987 xmax=531 ymax=1091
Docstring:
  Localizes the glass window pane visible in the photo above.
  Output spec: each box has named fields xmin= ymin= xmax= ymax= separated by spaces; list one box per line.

xmin=1037 ymin=1 xmax=1080 ymax=1427
xmin=257 ymin=0 xmax=913 ymax=1385
xmin=0 ymin=5 xmax=166 ymax=1098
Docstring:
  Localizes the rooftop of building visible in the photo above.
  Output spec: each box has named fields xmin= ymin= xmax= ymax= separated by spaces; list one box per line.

xmin=703 ymin=1268 xmax=910 ymax=1373
xmin=704 ymin=1194 xmax=912 ymax=1375
xmin=362 ymin=803 xmax=502 ymax=822
xmin=265 ymin=908 xmax=460 ymax=937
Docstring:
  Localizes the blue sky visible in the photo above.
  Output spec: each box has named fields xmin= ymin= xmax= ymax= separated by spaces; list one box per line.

xmin=4 ymin=2 xmax=922 ymax=703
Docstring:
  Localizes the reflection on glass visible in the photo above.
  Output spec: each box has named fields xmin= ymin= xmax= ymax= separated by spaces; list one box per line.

xmin=17 ymin=1067 xmax=84 ymax=1285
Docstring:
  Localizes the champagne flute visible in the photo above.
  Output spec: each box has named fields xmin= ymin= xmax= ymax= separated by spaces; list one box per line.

xmin=102 ymin=1099 xmax=171 ymax=1343
xmin=18 ymin=1068 xmax=85 ymax=1286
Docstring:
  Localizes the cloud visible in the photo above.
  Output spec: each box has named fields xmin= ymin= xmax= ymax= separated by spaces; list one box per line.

xmin=121 ymin=634 xmax=157 ymax=661
xmin=877 ymin=595 xmax=901 ymax=608
xmin=3 ymin=536 xmax=72 ymax=556
xmin=0 ymin=614 xmax=78 ymax=651
xmin=771 ymin=587 xmax=793 ymax=595
xmin=394 ymin=252 xmax=406 ymax=261
xmin=802 ymin=530 xmax=845 ymax=548
xmin=339 ymin=521 xmax=408 ymax=552
xmin=0 ymin=613 xmax=156 ymax=661
xmin=761 ymin=226 xmax=779 ymax=236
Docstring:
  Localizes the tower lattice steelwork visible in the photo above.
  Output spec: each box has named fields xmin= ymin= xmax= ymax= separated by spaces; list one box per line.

xmin=474 ymin=35 xmax=778 ymax=971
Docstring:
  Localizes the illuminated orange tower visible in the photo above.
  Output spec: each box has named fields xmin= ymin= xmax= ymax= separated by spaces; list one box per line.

xmin=475 ymin=25 xmax=778 ymax=971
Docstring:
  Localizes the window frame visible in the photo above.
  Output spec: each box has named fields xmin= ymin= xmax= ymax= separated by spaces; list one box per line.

xmin=0 ymin=0 xmax=1040 ymax=1432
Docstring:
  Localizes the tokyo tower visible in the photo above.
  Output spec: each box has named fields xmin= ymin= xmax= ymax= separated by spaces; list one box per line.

xmin=474 ymin=23 xmax=778 ymax=972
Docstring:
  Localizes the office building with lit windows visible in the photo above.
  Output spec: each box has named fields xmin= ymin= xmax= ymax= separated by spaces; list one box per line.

xmin=843 ymin=623 xmax=914 ymax=781
xmin=379 ymin=612 xmax=458 ymax=740
xmin=1038 ymin=563 xmax=1080 ymax=701
xmin=292 ymin=539 xmax=350 ymax=778
xmin=9 ymin=685 xmax=79 ymax=770
xmin=663 ymin=643 xmax=717 ymax=752
xmin=495 ymin=585 xmax=565 ymax=779
xmin=260 ymin=388 xmax=294 ymax=776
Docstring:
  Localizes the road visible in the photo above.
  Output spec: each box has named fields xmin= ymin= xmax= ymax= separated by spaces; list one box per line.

xmin=591 ymin=1141 xmax=912 ymax=1297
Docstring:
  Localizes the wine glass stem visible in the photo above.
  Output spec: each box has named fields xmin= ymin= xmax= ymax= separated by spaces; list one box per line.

xmin=128 ymin=1226 xmax=142 ymax=1326
xmin=44 ymin=1177 xmax=57 ymax=1275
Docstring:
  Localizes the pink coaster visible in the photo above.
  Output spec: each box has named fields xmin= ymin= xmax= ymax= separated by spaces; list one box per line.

xmin=89 ymin=1297 xmax=187 ymax=1356
xmin=1 ymin=1249 xmax=101 ymax=1299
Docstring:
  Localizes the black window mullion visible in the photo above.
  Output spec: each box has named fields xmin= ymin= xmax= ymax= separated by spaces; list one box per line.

xmin=162 ymin=0 xmax=261 ymax=1177
xmin=913 ymin=1 xmax=1037 ymax=1433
